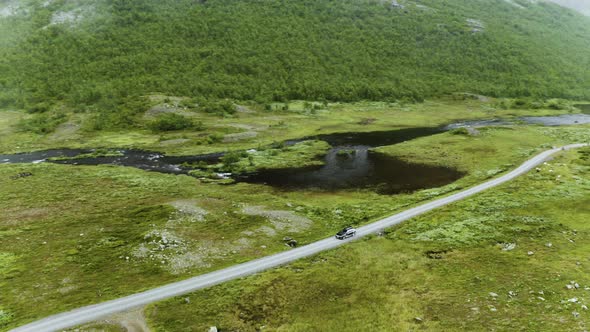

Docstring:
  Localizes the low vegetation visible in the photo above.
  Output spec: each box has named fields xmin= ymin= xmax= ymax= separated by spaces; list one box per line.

xmin=0 ymin=98 xmax=578 ymax=156
xmin=145 ymin=148 xmax=590 ymax=331
xmin=0 ymin=0 xmax=589 ymax=330
xmin=148 ymin=113 xmax=204 ymax=132
xmin=1 ymin=98 xmax=588 ymax=330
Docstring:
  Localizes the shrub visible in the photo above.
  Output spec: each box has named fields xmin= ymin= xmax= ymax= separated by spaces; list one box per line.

xmin=200 ymin=100 xmax=236 ymax=116
xmin=18 ymin=112 xmax=67 ymax=134
xmin=27 ymin=102 xmax=50 ymax=114
xmin=221 ymin=151 xmax=248 ymax=166
xmin=450 ymin=127 xmax=470 ymax=136
xmin=207 ymin=133 xmax=224 ymax=144
xmin=148 ymin=113 xmax=203 ymax=132
xmin=0 ymin=309 xmax=13 ymax=327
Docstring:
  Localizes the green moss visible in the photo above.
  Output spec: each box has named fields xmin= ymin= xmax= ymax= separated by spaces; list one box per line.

xmin=235 ymin=140 xmax=331 ymax=172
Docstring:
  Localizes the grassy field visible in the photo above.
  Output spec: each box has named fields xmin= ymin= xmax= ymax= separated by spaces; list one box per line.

xmin=0 ymin=99 xmax=588 ymax=330
xmin=0 ymin=98 xmax=578 ymax=155
xmin=145 ymin=147 xmax=590 ymax=332
xmin=374 ymin=124 xmax=590 ymax=187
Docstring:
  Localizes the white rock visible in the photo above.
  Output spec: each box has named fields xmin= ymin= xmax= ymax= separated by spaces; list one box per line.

xmin=489 ymin=292 xmax=499 ymax=298
xmin=527 ymin=251 xmax=534 ymax=256
xmin=568 ymin=297 xmax=579 ymax=303
xmin=502 ymin=243 xmax=516 ymax=251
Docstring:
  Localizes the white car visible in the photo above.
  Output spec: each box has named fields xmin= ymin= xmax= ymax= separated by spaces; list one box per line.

xmin=335 ymin=226 xmax=356 ymax=240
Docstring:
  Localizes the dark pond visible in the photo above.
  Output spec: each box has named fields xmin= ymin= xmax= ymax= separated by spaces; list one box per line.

xmin=314 ymin=127 xmax=442 ymax=146
xmin=241 ymin=127 xmax=464 ymax=194
xmin=237 ymin=147 xmax=463 ymax=195
xmin=0 ymin=127 xmax=463 ymax=195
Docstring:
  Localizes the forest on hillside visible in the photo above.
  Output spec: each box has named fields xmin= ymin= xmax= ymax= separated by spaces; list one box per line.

xmin=0 ymin=0 xmax=589 ymax=112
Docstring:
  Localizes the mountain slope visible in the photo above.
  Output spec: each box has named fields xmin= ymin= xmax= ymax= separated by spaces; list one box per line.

xmin=0 ymin=0 xmax=589 ymax=109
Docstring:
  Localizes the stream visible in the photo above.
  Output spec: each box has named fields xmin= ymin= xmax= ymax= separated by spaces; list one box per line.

xmin=2 ymin=113 xmax=588 ymax=194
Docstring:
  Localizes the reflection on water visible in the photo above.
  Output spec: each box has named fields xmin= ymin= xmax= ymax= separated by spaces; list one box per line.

xmin=237 ymin=146 xmax=464 ymax=194
xmin=0 ymin=127 xmax=463 ymax=195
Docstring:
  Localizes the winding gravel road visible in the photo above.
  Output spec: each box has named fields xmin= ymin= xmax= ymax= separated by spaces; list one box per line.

xmin=11 ymin=143 xmax=588 ymax=332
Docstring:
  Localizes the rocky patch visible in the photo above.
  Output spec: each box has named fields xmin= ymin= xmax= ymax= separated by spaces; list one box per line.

xmin=168 ymin=200 xmax=208 ymax=223
xmin=242 ymin=206 xmax=313 ymax=233
xmin=223 ymin=131 xmax=258 ymax=143
xmin=466 ymin=19 xmax=485 ymax=33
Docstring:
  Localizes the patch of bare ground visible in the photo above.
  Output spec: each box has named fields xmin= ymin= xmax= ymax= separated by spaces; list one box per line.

xmin=47 ymin=121 xmax=81 ymax=141
xmin=0 ymin=207 xmax=52 ymax=226
xmin=225 ymin=123 xmax=268 ymax=131
xmin=242 ymin=205 xmax=312 ymax=233
xmin=222 ymin=131 xmax=258 ymax=142
xmin=131 ymin=200 xmax=255 ymax=274
xmin=143 ymin=96 xmax=195 ymax=119
xmin=143 ymin=105 xmax=189 ymax=119
xmin=57 ymin=277 xmax=79 ymax=295
xmin=168 ymin=200 xmax=208 ymax=223
xmin=78 ymin=307 xmax=150 ymax=332
xmin=236 ymin=105 xmax=256 ymax=113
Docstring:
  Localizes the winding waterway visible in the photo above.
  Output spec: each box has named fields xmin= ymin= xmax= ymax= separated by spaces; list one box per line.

xmin=1 ymin=113 xmax=588 ymax=194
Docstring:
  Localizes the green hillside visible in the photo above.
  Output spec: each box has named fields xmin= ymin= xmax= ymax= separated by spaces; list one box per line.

xmin=0 ymin=0 xmax=589 ymax=110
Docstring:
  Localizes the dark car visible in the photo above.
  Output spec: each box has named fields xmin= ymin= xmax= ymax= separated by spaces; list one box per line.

xmin=335 ymin=226 xmax=357 ymax=240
